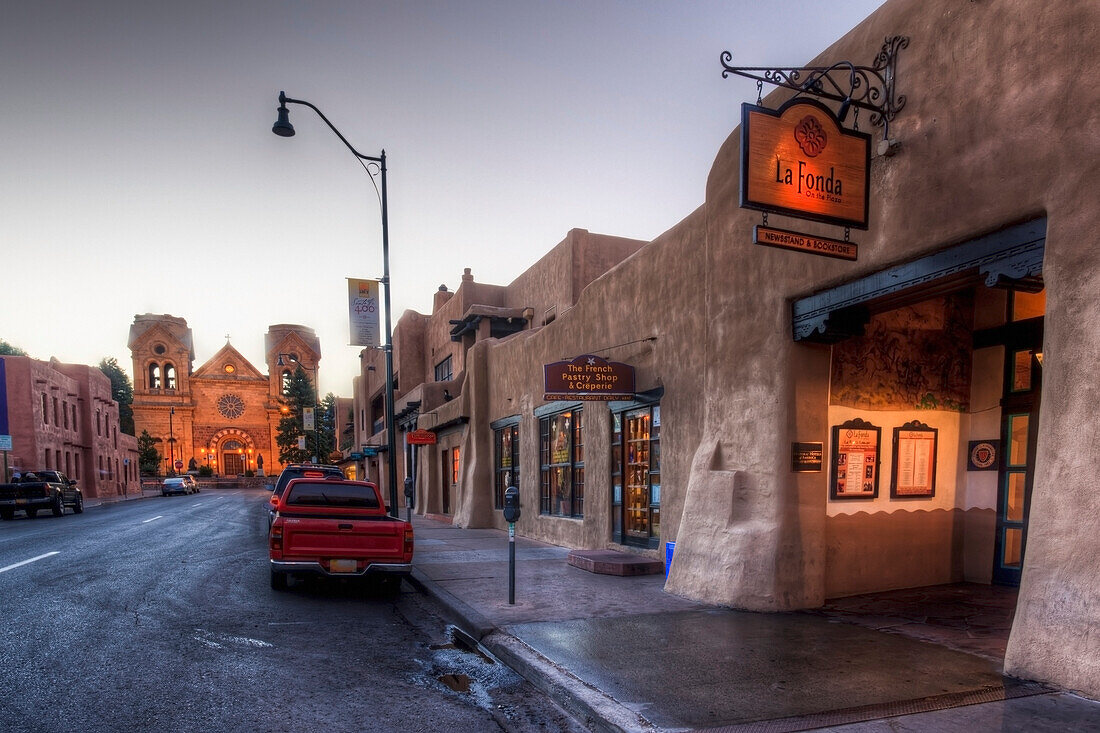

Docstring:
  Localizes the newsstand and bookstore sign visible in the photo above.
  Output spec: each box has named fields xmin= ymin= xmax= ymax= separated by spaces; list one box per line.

xmin=544 ymin=355 xmax=635 ymax=401
xmin=741 ymin=97 xmax=871 ymax=259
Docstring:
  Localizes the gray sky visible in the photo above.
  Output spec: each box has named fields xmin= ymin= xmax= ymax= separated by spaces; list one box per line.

xmin=1 ymin=0 xmax=886 ymax=395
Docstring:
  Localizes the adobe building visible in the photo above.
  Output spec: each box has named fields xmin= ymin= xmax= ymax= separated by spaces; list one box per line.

xmin=0 ymin=355 xmax=139 ymax=498
xmin=128 ymin=314 xmax=322 ymax=476
xmin=351 ymin=0 xmax=1100 ymax=698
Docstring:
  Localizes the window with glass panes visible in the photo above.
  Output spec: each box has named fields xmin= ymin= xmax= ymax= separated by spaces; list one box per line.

xmin=612 ymin=405 xmax=660 ymax=547
xmin=539 ymin=408 xmax=584 ymax=517
xmin=494 ymin=424 xmax=519 ymax=509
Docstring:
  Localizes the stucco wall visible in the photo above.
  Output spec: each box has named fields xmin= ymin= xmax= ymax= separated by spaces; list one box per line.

xmin=663 ymin=0 xmax=1100 ymax=697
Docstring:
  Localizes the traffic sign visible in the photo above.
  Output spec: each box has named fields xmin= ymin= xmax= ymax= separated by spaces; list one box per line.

xmin=0 ymin=435 xmax=11 ymax=451
xmin=174 ymin=460 xmax=184 ymax=470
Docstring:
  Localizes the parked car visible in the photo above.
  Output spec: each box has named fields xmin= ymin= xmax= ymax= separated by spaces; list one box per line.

xmin=267 ymin=463 xmax=344 ymax=527
xmin=162 ymin=477 xmax=194 ymax=496
xmin=0 ymin=470 xmax=83 ymax=519
xmin=180 ymin=475 xmax=199 ymax=493
xmin=269 ymin=478 xmax=413 ymax=592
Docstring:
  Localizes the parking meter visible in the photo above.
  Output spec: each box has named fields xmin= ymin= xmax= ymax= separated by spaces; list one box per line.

xmin=403 ymin=476 xmax=414 ymax=521
xmin=503 ymin=486 xmax=521 ymax=523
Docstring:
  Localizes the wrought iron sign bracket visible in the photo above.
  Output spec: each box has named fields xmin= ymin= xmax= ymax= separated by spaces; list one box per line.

xmin=721 ymin=36 xmax=908 ymax=139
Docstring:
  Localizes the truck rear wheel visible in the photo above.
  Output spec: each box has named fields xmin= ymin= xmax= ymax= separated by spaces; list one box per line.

xmin=53 ymin=494 xmax=65 ymax=517
xmin=270 ymin=570 xmax=288 ymax=591
xmin=73 ymin=494 xmax=84 ymax=514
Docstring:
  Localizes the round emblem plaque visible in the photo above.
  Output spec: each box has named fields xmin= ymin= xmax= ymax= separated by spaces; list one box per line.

xmin=969 ymin=441 xmax=997 ymax=470
xmin=217 ymin=394 xmax=245 ymax=420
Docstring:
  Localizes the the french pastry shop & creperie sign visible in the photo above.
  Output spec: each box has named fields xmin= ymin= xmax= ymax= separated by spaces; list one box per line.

xmin=740 ymin=98 xmax=871 ymax=229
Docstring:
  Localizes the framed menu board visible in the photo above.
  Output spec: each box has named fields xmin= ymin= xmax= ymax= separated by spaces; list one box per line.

xmin=830 ymin=418 xmax=881 ymax=500
xmin=891 ymin=420 xmax=938 ymax=498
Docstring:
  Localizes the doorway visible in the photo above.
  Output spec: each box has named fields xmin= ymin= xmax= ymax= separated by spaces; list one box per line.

xmin=991 ymin=293 xmax=1044 ymax=586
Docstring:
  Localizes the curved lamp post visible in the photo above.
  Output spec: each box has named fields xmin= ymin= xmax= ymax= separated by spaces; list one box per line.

xmin=272 ymin=91 xmax=398 ymax=517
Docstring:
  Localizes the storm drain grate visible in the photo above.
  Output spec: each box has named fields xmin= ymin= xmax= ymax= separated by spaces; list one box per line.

xmin=695 ymin=680 xmax=1053 ymax=732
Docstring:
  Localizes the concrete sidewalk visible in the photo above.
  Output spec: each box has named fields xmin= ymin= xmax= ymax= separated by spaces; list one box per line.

xmin=407 ymin=514 xmax=1100 ymax=732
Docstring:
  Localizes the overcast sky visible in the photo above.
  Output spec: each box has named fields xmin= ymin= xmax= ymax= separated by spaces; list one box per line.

xmin=1 ymin=0 xmax=886 ymax=395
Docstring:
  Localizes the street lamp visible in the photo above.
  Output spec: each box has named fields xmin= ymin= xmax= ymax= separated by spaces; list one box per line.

xmin=272 ymin=91 xmax=398 ymax=517
xmin=277 ymin=353 xmax=321 ymax=465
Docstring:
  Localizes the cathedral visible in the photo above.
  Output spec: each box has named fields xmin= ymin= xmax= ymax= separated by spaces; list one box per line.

xmin=128 ymin=314 xmax=320 ymax=476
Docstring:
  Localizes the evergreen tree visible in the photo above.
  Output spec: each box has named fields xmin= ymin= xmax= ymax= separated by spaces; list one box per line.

xmin=0 ymin=340 xmax=28 ymax=356
xmin=276 ymin=366 xmax=317 ymax=464
xmin=319 ymin=392 xmax=338 ymax=461
xmin=138 ymin=430 xmax=161 ymax=475
xmin=98 ymin=357 xmax=135 ymax=434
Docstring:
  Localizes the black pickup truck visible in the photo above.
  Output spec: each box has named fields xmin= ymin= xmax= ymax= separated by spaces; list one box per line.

xmin=0 ymin=470 xmax=84 ymax=520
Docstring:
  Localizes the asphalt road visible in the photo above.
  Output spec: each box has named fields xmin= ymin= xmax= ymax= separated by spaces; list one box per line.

xmin=0 ymin=489 xmax=585 ymax=733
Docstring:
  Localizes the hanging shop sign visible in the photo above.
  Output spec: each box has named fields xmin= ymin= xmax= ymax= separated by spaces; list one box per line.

xmin=740 ymin=98 xmax=871 ymax=229
xmin=407 ymin=429 xmax=437 ymax=445
xmin=544 ymin=355 xmax=635 ymax=401
xmin=754 ymin=225 xmax=857 ymax=261
xmin=830 ymin=418 xmax=881 ymax=500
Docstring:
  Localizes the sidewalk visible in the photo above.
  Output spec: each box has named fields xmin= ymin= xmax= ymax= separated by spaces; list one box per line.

xmin=407 ymin=514 xmax=1100 ymax=732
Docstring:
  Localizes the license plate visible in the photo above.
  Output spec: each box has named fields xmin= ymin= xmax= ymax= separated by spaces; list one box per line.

xmin=15 ymin=498 xmax=27 ymax=505
xmin=329 ymin=559 xmax=357 ymax=573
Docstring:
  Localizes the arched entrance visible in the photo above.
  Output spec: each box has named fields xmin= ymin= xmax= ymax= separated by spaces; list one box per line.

xmin=207 ymin=428 xmax=257 ymax=477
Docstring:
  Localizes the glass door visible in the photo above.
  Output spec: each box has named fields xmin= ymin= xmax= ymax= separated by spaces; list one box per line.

xmin=618 ymin=407 xmax=660 ymax=548
xmin=992 ymin=312 xmax=1043 ymax=586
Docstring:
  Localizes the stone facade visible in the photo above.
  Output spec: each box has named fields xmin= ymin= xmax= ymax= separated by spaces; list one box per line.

xmin=0 ymin=355 xmax=139 ymax=498
xmin=347 ymin=0 xmax=1100 ymax=699
xmin=129 ymin=314 xmax=320 ymax=476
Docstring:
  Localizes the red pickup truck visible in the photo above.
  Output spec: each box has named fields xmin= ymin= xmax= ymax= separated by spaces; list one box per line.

xmin=269 ymin=478 xmax=413 ymax=592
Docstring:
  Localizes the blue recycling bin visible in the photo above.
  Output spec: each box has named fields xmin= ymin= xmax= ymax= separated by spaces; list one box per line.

xmin=665 ymin=541 xmax=676 ymax=578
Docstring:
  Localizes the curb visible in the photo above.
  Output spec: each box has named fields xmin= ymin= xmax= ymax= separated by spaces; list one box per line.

xmin=407 ymin=566 xmax=656 ymax=733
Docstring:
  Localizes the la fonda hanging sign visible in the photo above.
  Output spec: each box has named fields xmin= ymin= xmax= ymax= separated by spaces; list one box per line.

xmin=740 ymin=97 xmax=871 ymax=230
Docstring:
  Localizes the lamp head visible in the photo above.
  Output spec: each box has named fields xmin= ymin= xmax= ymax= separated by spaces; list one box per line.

xmin=272 ymin=92 xmax=295 ymax=137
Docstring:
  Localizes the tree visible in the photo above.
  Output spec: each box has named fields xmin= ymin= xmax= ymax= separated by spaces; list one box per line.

xmin=275 ymin=366 xmax=318 ymax=464
xmin=98 ymin=357 xmax=135 ymax=434
xmin=319 ymin=392 xmax=338 ymax=461
xmin=0 ymin=340 xmax=28 ymax=356
xmin=138 ymin=430 xmax=161 ymax=475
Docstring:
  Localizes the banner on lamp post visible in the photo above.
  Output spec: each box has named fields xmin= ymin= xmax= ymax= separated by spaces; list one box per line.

xmin=348 ymin=278 xmax=380 ymax=347
xmin=303 ymin=407 xmax=315 ymax=432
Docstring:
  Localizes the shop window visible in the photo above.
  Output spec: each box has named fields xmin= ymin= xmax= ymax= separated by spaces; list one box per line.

xmin=149 ymin=363 xmax=161 ymax=390
xmin=494 ymin=424 xmax=519 ymax=510
xmin=45 ymin=449 xmax=51 ymax=468
xmin=56 ymin=450 xmax=61 ymax=471
xmin=165 ymin=363 xmax=177 ymax=390
xmin=65 ymin=452 xmax=71 ymax=476
xmin=451 ymin=447 xmax=460 ymax=485
xmin=539 ymin=408 xmax=584 ymax=517
xmin=74 ymin=454 xmax=80 ymax=479
xmin=612 ymin=405 xmax=661 ymax=547
xmin=435 ymin=355 xmax=453 ymax=382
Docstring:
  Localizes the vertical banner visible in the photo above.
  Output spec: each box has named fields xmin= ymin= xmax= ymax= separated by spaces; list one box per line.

xmin=303 ymin=407 xmax=315 ymax=432
xmin=347 ymin=278 xmax=380 ymax=347
xmin=0 ymin=358 xmax=9 ymax=435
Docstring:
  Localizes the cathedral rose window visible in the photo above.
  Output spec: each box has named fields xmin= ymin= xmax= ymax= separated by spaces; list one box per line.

xmin=217 ymin=394 xmax=245 ymax=419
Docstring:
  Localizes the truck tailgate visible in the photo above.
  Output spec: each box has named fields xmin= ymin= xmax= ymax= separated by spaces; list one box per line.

xmin=282 ymin=516 xmax=406 ymax=561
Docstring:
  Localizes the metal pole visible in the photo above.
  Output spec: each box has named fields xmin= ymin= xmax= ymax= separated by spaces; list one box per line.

xmin=380 ymin=151 xmax=398 ymax=517
xmin=508 ymin=522 xmax=516 ymax=605
xmin=169 ymin=407 xmax=175 ymax=475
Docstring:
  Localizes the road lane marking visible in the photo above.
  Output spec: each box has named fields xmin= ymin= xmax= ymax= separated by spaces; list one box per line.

xmin=0 ymin=551 xmax=60 ymax=574
xmin=142 ymin=515 xmax=164 ymax=524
